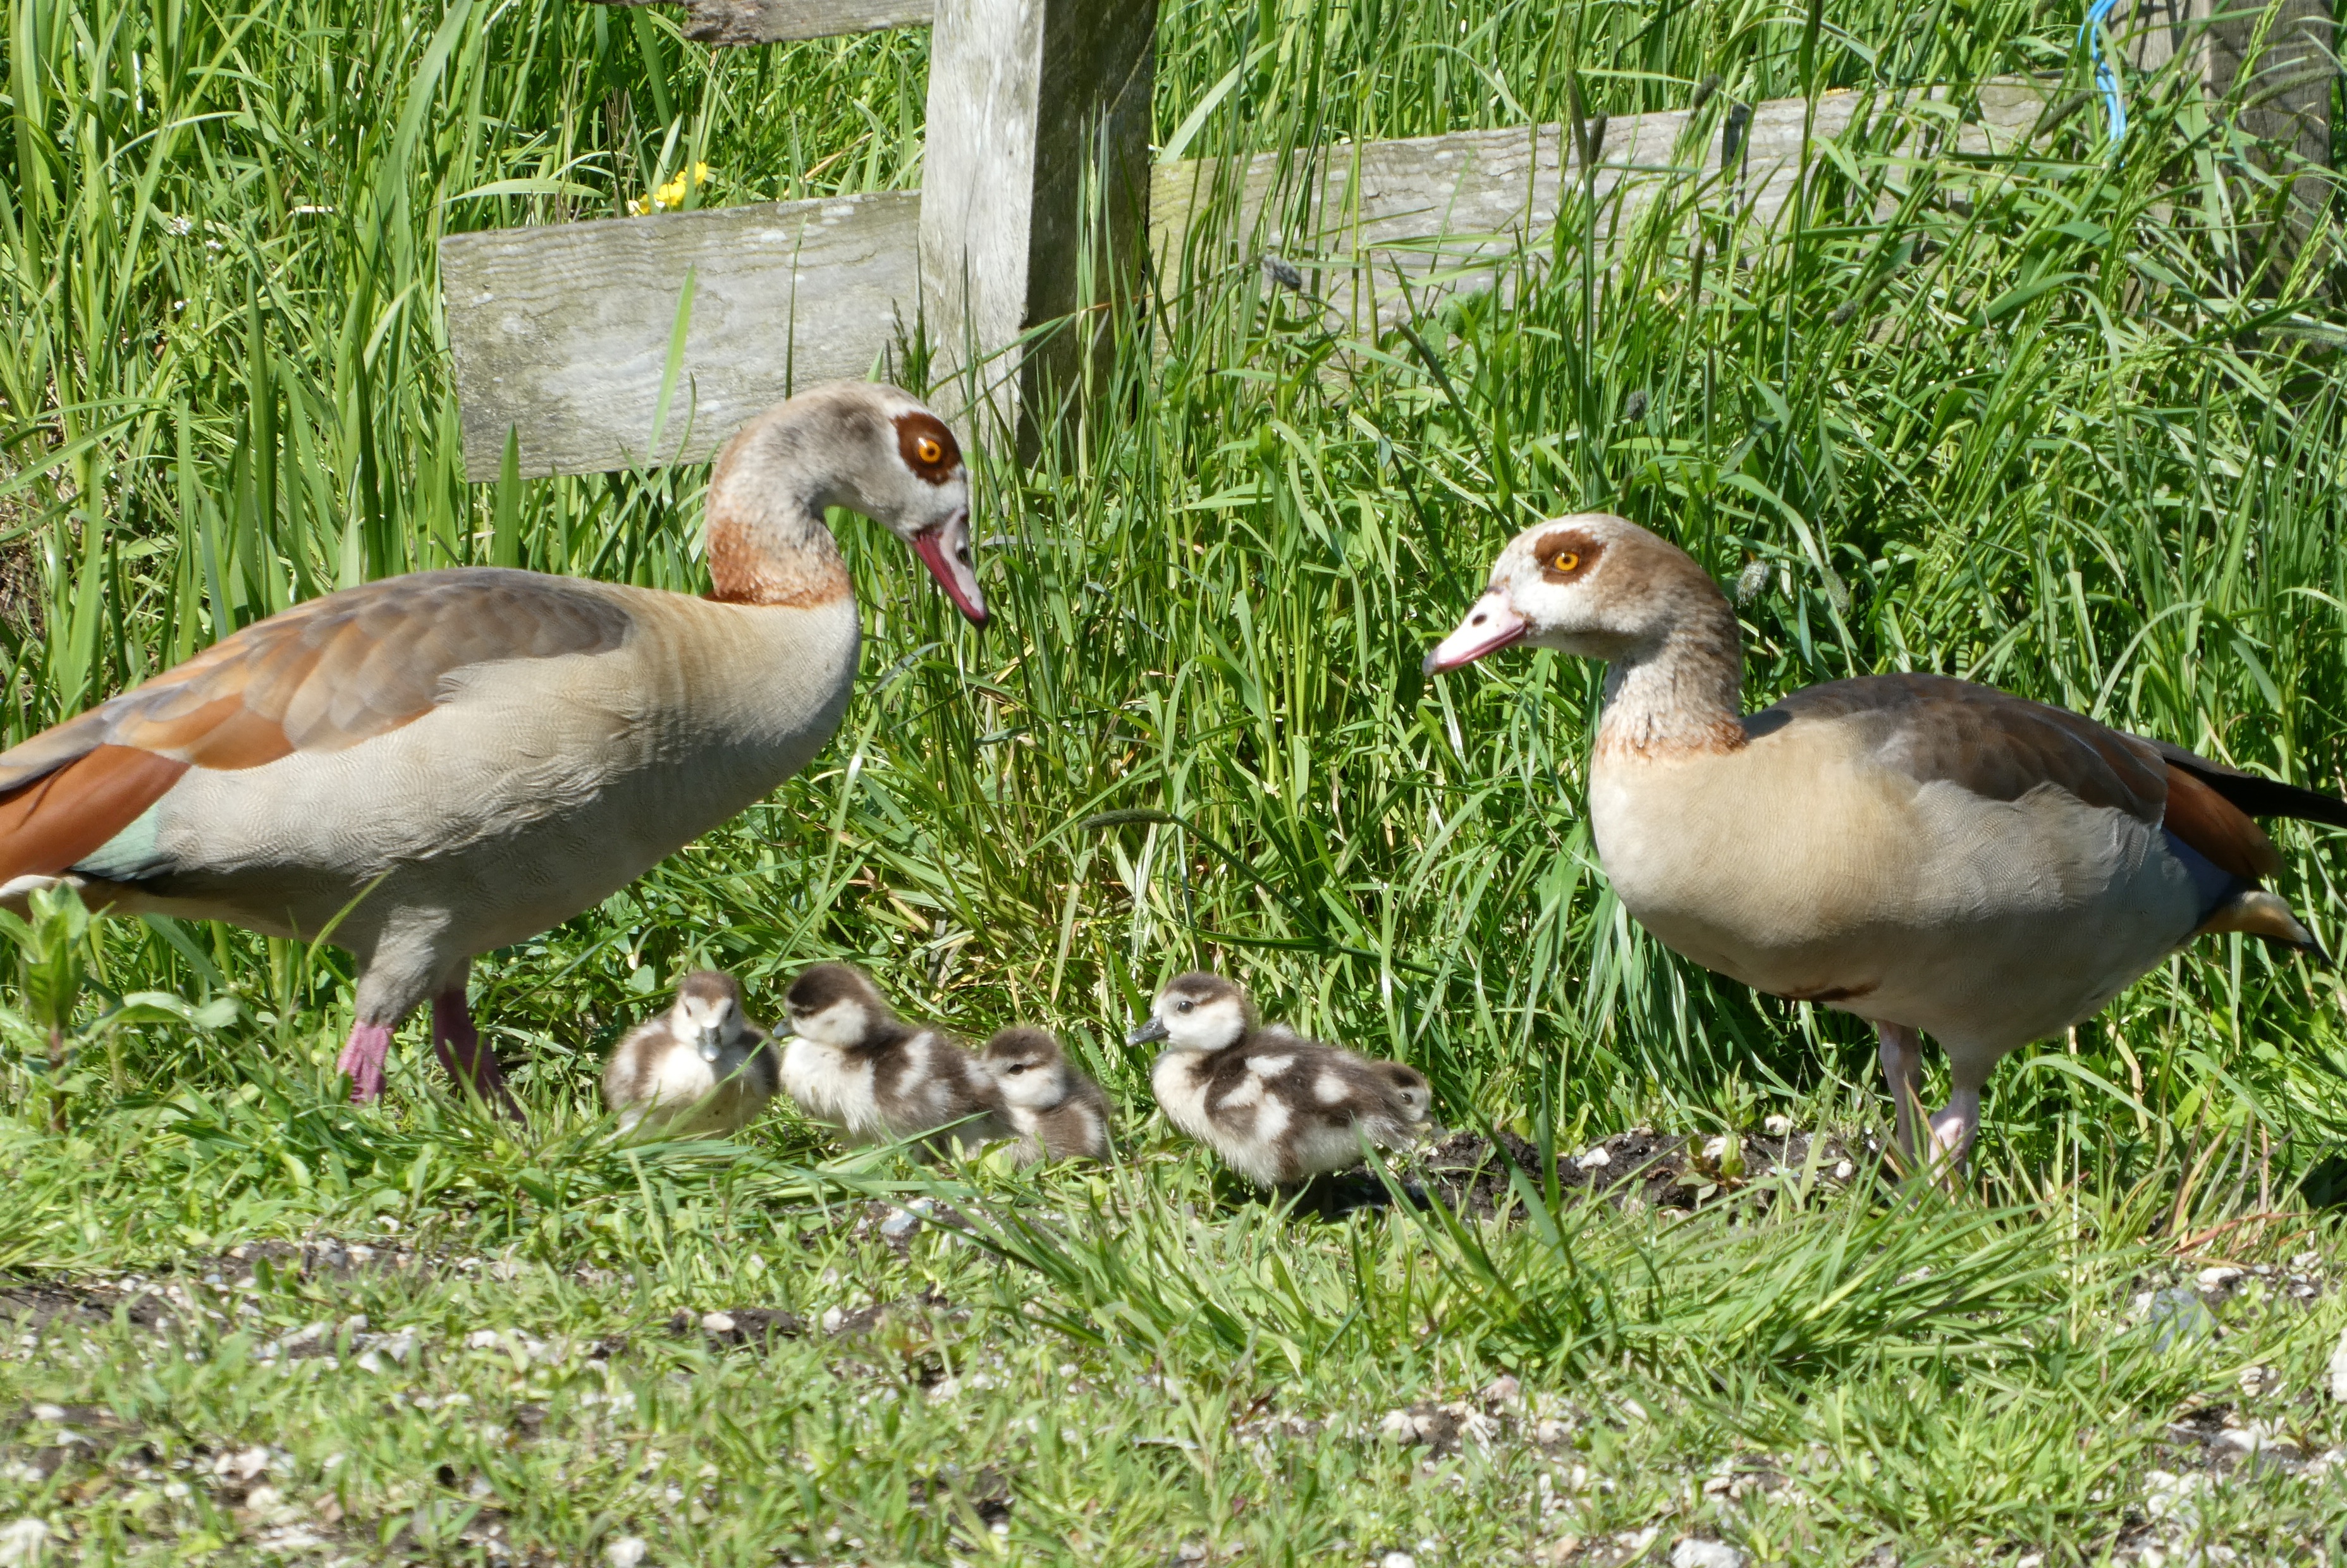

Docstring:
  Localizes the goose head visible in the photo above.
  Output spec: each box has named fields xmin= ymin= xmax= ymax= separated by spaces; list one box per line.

xmin=780 ymin=961 xmax=892 ymax=1048
xmin=707 ymin=383 xmax=987 ymax=624
xmin=671 ymin=969 xmax=751 ymax=1063
xmin=1127 ymin=971 xmax=1253 ymax=1053
xmin=981 ymin=1026 xmax=1072 ymax=1110
xmin=1424 ymin=513 xmax=1721 ymax=671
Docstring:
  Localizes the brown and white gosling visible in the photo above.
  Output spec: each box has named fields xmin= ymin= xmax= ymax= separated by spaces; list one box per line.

xmin=777 ymin=962 xmax=1010 ymax=1154
xmin=979 ymin=1027 xmax=1113 ymax=1162
xmin=1127 ymin=972 xmax=1431 ymax=1186
xmin=602 ymin=969 xmax=779 ymax=1136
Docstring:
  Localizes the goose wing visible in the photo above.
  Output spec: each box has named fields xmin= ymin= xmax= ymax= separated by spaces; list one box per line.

xmin=0 ymin=568 xmax=631 ymax=885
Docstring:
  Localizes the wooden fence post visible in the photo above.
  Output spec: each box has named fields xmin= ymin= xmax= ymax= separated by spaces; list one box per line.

xmin=2119 ymin=0 xmax=2336 ymax=199
xmin=917 ymin=0 xmax=1157 ymax=456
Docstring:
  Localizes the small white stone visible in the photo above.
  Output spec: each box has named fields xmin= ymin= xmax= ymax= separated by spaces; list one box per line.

xmin=353 ymin=1351 xmax=384 ymax=1374
xmin=1575 ymin=1147 xmax=1612 ymax=1170
xmin=699 ymin=1312 xmax=737 ymax=1335
xmin=819 ymin=1307 xmax=845 ymax=1334
xmin=1378 ymin=1409 xmax=1419 ymax=1441
xmin=1380 ymin=1554 xmax=1417 ymax=1568
xmin=373 ymin=1330 xmax=416 ymax=1363
xmin=2329 ymin=1325 xmax=2347 ymax=1403
xmin=1671 ymin=1541 xmax=1744 ymax=1568
xmin=2195 ymin=1265 xmax=2245 ymax=1292
xmin=1832 ymin=1160 xmax=1855 ymax=1180
xmin=2214 ymin=1421 xmax=2296 ymax=1457
xmin=604 ymin=1537 xmax=648 ymax=1568
xmin=230 ymin=1446 xmax=271 ymax=1481
xmin=1763 ymin=1115 xmax=1793 ymax=1136
xmin=0 ymin=1520 xmax=49 ymax=1567
xmin=27 ymin=1406 xmax=63 ymax=1423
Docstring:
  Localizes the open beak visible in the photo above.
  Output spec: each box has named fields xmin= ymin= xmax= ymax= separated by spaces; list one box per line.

xmin=912 ymin=509 xmax=988 ymax=626
xmin=1423 ymin=591 xmax=1528 ymax=674
xmin=1125 ymin=1015 xmax=1169 ymax=1046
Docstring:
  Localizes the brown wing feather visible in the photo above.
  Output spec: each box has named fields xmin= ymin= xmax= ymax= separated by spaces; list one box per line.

xmin=0 ymin=568 xmax=631 ymax=793
xmin=0 ymin=745 xmax=191 ymax=884
xmin=0 ymin=569 xmax=633 ymax=885
xmin=2163 ymin=764 xmax=2283 ymax=881
xmin=1752 ymin=674 xmax=2168 ymax=823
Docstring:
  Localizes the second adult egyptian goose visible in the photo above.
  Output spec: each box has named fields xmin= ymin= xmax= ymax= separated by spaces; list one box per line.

xmin=1426 ymin=513 xmax=2347 ymax=1170
xmin=0 ymin=382 xmax=986 ymax=1112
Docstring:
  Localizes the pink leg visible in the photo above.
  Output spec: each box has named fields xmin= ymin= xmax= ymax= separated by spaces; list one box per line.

xmin=1875 ymin=1022 xmax=1925 ymax=1164
xmin=431 ymin=986 xmax=518 ymax=1117
xmin=336 ymin=1022 xmax=395 ymax=1103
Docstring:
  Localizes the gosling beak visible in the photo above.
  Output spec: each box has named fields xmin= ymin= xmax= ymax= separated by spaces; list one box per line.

xmin=1125 ymin=1015 xmax=1169 ymax=1046
xmin=1423 ymin=590 xmax=1528 ymax=674
xmin=697 ymin=1034 xmax=723 ymax=1063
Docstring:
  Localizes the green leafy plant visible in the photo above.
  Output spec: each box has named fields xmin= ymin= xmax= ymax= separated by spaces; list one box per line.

xmin=0 ymin=884 xmax=236 ymax=1126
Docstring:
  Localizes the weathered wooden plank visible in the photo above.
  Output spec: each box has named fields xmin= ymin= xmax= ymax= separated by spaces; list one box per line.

xmin=439 ymin=81 xmax=2060 ymax=480
xmin=1149 ymin=80 xmax=2056 ymax=334
xmin=918 ymin=0 xmax=1157 ymax=453
xmin=441 ymin=192 xmax=917 ymax=480
xmin=588 ymin=0 xmax=933 ymax=45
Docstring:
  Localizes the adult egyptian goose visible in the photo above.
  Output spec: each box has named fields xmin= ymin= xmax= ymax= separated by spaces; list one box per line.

xmin=603 ymin=969 xmax=779 ymax=1136
xmin=1128 ymin=972 xmax=1431 ymax=1186
xmin=0 ymin=382 xmax=986 ymax=1112
xmin=979 ymin=1026 xmax=1113 ymax=1161
xmin=775 ymin=962 xmax=1010 ymax=1155
xmin=1426 ymin=513 xmax=2347 ymax=1170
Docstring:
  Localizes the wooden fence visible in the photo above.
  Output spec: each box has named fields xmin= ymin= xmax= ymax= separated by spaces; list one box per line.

xmin=438 ymin=0 xmax=2336 ymax=482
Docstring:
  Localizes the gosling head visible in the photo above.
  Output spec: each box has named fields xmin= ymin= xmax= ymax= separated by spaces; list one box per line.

xmin=671 ymin=970 xmax=750 ymax=1062
xmin=1424 ymin=513 xmax=1726 ymax=671
xmin=981 ymin=1027 xmax=1072 ymax=1110
xmin=1126 ymin=972 xmax=1254 ymax=1054
xmin=781 ymin=962 xmax=892 ymax=1048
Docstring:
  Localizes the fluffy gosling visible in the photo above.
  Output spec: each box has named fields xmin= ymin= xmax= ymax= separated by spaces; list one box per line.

xmin=777 ymin=962 xmax=1009 ymax=1153
xmin=980 ymin=1026 xmax=1113 ymax=1162
xmin=603 ymin=969 xmax=779 ymax=1136
xmin=1127 ymin=971 xmax=1431 ymax=1185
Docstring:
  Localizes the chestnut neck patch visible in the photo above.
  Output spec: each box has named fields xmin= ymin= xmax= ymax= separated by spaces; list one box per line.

xmin=893 ymin=411 xmax=962 ymax=486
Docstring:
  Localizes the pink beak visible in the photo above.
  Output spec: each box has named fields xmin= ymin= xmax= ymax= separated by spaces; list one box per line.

xmin=912 ymin=512 xmax=988 ymax=627
xmin=1424 ymin=591 xmax=1528 ymax=673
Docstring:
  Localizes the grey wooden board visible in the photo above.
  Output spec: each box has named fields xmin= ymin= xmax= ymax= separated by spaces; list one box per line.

xmin=1148 ymin=80 xmax=2057 ymax=335
xmin=587 ymin=0 xmax=932 ymax=44
xmin=441 ymin=82 xmax=2052 ymax=479
xmin=442 ymin=192 xmax=917 ymax=479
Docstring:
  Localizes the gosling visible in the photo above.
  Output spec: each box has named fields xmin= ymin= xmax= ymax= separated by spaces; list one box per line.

xmin=1127 ymin=971 xmax=1432 ymax=1186
xmin=603 ymin=969 xmax=779 ymax=1137
xmin=777 ymin=962 xmax=1009 ymax=1155
xmin=980 ymin=1026 xmax=1113 ymax=1162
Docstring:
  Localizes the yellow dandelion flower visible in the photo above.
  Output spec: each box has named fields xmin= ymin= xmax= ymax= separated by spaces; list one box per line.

xmin=628 ymin=162 xmax=714 ymax=216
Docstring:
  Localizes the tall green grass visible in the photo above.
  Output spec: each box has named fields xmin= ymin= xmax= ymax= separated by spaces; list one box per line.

xmin=3 ymin=0 xmax=2345 ymax=1184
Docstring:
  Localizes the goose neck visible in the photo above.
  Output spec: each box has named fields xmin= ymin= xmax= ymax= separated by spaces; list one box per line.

xmin=1595 ymin=601 xmax=1746 ymax=761
xmin=703 ymin=430 xmax=854 ymax=609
